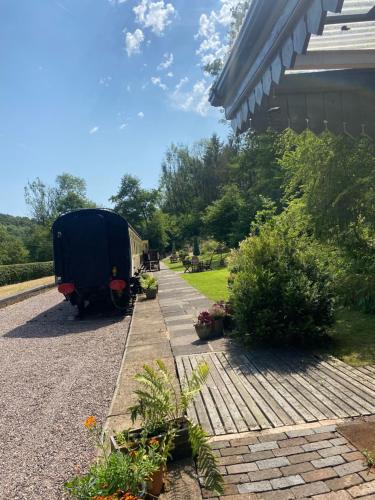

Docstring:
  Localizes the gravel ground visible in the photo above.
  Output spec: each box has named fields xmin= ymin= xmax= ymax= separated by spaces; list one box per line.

xmin=0 ymin=290 xmax=131 ymax=499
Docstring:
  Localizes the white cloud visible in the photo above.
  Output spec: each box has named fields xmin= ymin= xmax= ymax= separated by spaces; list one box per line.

xmin=167 ymin=71 xmax=173 ymax=78
xmin=99 ymin=76 xmax=112 ymax=87
xmin=137 ymin=111 xmax=145 ymax=118
xmin=108 ymin=0 xmax=128 ymax=5
xmin=119 ymin=123 xmax=128 ymax=130
xmin=126 ymin=84 xmax=131 ymax=92
xmin=170 ymin=78 xmax=211 ymax=116
xmin=151 ymin=76 xmax=168 ymax=91
xmin=89 ymin=126 xmax=99 ymax=134
xmin=125 ymin=28 xmax=144 ymax=56
xmin=133 ymin=0 xmax=176 ymax=36
xmin=195 ymin=1 xmax=246 ymax=68
xmin=157 ymin=52 xmax=173 ymax=70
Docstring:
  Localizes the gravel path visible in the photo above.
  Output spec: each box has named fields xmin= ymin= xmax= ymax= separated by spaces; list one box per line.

xmin=0 ymin=290 xmax=131 ymax=499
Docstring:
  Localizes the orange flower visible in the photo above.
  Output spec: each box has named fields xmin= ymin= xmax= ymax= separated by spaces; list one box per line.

xmin=148 ymin=437 xmax=159 ymax=446
xmin=84 ymin=415 xmax=97 ymax=429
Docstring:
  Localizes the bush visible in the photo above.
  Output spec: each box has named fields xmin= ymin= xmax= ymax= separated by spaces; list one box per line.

xmin=0 ymin=261 xmax=54 ymax=287
xmin=230 ymin=228 xmax=334 ymax=346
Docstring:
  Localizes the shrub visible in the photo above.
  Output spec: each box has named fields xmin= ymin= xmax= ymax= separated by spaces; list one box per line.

xmin=0 ymin=261 xmax=54 ymax=287
xmin=140 ymin=273 xmax=158 ymax=292
xmin=230 ymin=228 xmax=334 ymax=346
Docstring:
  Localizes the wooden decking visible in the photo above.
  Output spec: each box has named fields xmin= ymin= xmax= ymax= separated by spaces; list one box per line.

xmin=176 ymin=350 xmax=375 ymax=436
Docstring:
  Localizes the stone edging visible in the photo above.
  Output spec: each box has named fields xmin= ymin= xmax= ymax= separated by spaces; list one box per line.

xmin=0 ymin=282 xmax=56 ymax=310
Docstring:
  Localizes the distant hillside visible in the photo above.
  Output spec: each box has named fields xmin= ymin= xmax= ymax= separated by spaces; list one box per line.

xmin=0 ymin=213 xmax=36 ymax=240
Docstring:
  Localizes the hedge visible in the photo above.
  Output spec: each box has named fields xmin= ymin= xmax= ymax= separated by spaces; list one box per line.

xmin=0 ymin=261 xmax=54 ymax=287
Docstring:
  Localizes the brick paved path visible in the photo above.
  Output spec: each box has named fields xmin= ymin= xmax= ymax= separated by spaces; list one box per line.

xmin=156 ymin=265 xmax=375 ymax=499
xmin=204 ymin=423 xmax=375 ymax=499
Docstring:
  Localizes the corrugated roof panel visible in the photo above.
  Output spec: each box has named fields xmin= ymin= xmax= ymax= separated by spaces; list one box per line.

xmin=309 ymin=20 xmax=375 ymax=50
xmin=329 ymin=0 xmax=374 ymax=15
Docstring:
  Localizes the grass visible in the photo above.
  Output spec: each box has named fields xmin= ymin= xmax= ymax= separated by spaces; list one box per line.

xmin=319 ymin=308 xmax=375 ymax=367
xmin=181 ymin=268 xmax=230 ymax=302
xmin=163 ymin=253 xmax=230 ymax=302
xmin=0 ymin=275 xmax=55 ymax=298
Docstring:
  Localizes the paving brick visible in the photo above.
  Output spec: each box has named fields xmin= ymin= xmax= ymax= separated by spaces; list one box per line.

xmin=249 ymin=441 xmax=278 ymax=453
xmin=286 ymin=428 xmax=315 ymax=438
xmin=219 ymin=455 xmax=244 ymax=466
xmin=270 ymin=474 xmax=304 ymax=489
xmin=248 ymin=468 xmax=282 ymax=482
xmin=218 ymin=494 xmax=257 ymax=500
xmin=306 ymin=432 xmax=337 ymax=443
xmin=258 ymin=432 xmax=287 ymax=443
xmin=237 ymin=480 xmax=272 ymax=493
xmin=312 ymin=491 xmax=351 ymax=500
xmin=242 ymin=450 xmax=274 ymax=463
xmin=212 ymin=440 xmax=230 ymax=450
xmin=227 ymin=462 xmax=258 ymax=474
xmin=291 ymin=481 xmax=330 ymax=497
xmin=225 ymin=473 xmax=249 ymax=484
xmin=329 ymin=437 xmax=348 ymax=446
xmin=230 ymin=436 xmax=259 ymax=447
xmin=257 ymin=491 xmax=295 ymax=500
xmin=359 ymin=469 xmax=375 ymax=481
xmin=256 ymin=457 xmax=290 ymax=470
xmin=288 ymin=451 xmax=321 ymax=464
xmin=273 ymin=446 xmax=304 ymax=457
xmin=221 ymin=484 xmax=238 ymax=496
xmin=348 ymin=480 xmax=375 ymax=497
xmin=221 ymin=445 xmax=249 ymax=456
xmin=311 ymin=455 xmax=345 ymax=469
xmin=318 ymin=445 xmax=351 ymax=458
xmin=281 ymin=462 xmax=314 ymax=476
xmin=333 ymin=459 xmax=367 ymax=477
xmin=342 ymin=451 xmax=364 ymax=462
xmin=302 ymin=467 xmax=337 ymax=483
xmin=302 ymin=440 xmax=333 ymax=452
xmin=326 ymin=472 xmax=363 ymax=491
xmin=279 ymin=436 xmax=308 ymax=448
xmin=314 ymin=425 xmax=337 ymax=434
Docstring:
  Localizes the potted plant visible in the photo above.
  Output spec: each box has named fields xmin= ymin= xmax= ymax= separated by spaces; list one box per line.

xmin=194 ymin=310 xmax=213 ymax=340
xmin=112 ymin=360 xmax=224 ymax=495
xmin=64 ymin=416 xmax=167 ymax=499
xmin=140 ymin=274 xmax=158 ymax=299
xmin=210 ymin=303 xmax=226 ymax=336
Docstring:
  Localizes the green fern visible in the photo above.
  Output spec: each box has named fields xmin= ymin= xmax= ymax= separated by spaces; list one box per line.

xmin=188 ymin=422 xmax=224 ymax=495
xmin=128 ymin=360 xmax=224 ymax=493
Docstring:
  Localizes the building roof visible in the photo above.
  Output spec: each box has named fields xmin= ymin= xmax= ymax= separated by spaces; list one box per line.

xmin=209 ymin=0 xmax=375 ymax=137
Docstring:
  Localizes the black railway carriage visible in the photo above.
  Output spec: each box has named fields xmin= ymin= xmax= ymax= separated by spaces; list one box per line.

xmin=52 ymin=208 xmax=145 ymax=313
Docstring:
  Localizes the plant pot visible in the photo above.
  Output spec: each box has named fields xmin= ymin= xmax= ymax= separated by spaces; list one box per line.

xmin=110 ymin=416 xmax=192 ymax=462
xmin=145 ymin=289 xmax=157 ymax=299
xmin=147 ymin=465 xmax=164 ymax=496
xmin=212 ymin=318 xmax=224 ymax=336
xmin=194 ymin=324 xmax=212 ymax=340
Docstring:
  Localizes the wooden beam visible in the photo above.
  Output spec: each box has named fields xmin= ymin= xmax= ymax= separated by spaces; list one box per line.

xmin=294 ymin=50 xmax=375 ymax=70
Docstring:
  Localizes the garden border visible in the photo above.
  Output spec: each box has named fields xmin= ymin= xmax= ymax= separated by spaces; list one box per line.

xmin=0 ymin=282 xmax=56 ymax=310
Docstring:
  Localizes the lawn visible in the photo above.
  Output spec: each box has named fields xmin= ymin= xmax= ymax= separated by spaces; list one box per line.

xmin=163 ymin=254 xmax=230 ymax=302
xmin=319 ymin=308 xmax=375 ymax=367
xmin=0 ymin=275 xmax=55 ymax=298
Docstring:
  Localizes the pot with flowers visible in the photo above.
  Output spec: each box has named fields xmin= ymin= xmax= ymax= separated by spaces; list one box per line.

xmin=112 ymin=360 xmax=224 ymax=496
xmin=210 ymin=303 xmax=226 ymax=336
xmin=194 ymin=310 xmax=213 ymax=340
xmin=64 ymin=416 xmax=168 ymax=499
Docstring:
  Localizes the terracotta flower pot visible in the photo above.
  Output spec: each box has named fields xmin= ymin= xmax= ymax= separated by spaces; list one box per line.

xmin=147 ymin=465 xmax=164 ymax=496
xmin=195 ymin=324 xmax=212 ymax=340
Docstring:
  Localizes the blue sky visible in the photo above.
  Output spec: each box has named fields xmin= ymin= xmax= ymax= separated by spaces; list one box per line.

xmin=0 ymin=0 xmax=240 ymax=216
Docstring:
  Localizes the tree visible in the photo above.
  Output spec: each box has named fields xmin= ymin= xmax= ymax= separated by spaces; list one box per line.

xmin=24 ymin=172 xmax=95 ymax=225
xmin=193 ymin=236 xmax=200 ymax=256
xmin=110 ymin=174 xmax=159 ymax=235
xmin=0 ymin=225 xmax=29 ymax=265
xmin=202 ymin=185 xmax=252 ymax=247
